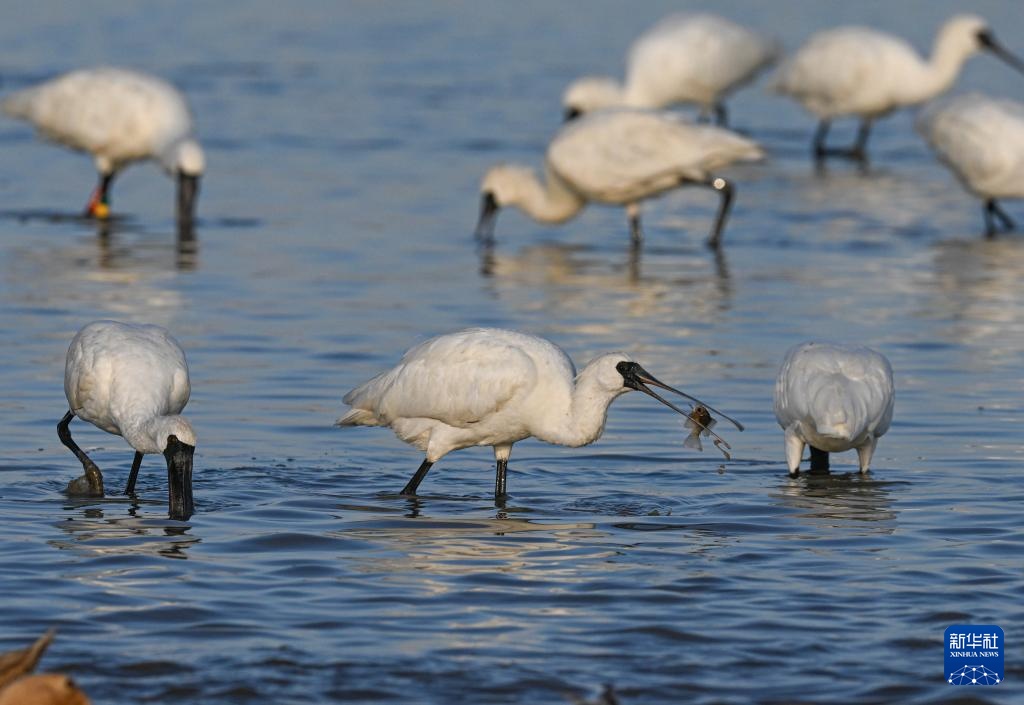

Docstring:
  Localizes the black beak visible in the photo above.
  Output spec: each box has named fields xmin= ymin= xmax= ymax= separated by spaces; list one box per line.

xmin=177 ymin=173 xmax=200 ymax=226
xmin=617 ymin=361 xmax=744 ymax=431
xmin=474 ymin=192 xmax=499 ymax=241
xmin=163 ymin=435 xmax=195 ymax=521
xmin=564 ymin=106 xmax=582 ymax=122
xmin=979 ymin=30 xmax=1024 ymax=74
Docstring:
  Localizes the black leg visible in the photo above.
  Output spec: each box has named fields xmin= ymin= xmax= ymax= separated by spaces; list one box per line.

xmin=808 ymin=446 xmax=830 ymax=473
xmin=85 ymin=173 xmax=115 ymax=217
xmin=124 ymin=451 xmax=144 ymax=496
xmin=990 ymin=199 xmax=1015 ymax=232
xmin=705 ymin=177 xmax=734 ymax=250
xmin=494 ymin=458 xmax=508 ymax=498
xmin=714 ymin=102 xmax=728 ymax=127
xmin=984 ymin=200 xmax=997 ymax=236
xmin=400 ymin=458 xmax=433 ymax=496
xmin=813 ymin=120 xmax=831 ymax=160
xmin=851 ymin=119 xmax=872 ymax=162
xmin=629 ymin=212 xmax=643 ymax=243
xmin=57 ymin=410 xmax=104 ymax=496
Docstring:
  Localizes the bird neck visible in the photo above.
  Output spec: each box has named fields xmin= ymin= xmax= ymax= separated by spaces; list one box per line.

xmin=122 ymin=414 xmax=191 ymax=455
xmin=511 ymin=166 xmax=586 ymax=224
xmin=915 ymin=30 xmax=977 ymax=103
xmin=533 ymin=367 xmax=626 ymax=448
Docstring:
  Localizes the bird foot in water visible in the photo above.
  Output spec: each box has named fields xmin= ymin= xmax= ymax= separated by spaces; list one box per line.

xmin=66 ymin=464 xmax=104 ymax=497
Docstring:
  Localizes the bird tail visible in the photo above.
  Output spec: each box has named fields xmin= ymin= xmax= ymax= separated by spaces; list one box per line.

xmin=1 ymin=87 xmax=36 ymax=120
xmin=335 ymin=407 xmax=380 ymax=427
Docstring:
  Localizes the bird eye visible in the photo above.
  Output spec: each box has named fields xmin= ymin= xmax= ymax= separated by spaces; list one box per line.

xmin=615 ymin=361 xmax=637 ymax=375
xmin=977 ymin=29 xmax=995 ymax=47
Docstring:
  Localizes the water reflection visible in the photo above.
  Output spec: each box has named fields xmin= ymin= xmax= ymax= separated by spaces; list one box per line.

xmin=773 ymin=471 xmax=898 ymax=535
xmin=50 ymin=505 xmax=200 ymax=560
xmin=927 ymin=237 xmax=1024 ymax=355
xmin=478 ymin=241 xmax=732 ymax=325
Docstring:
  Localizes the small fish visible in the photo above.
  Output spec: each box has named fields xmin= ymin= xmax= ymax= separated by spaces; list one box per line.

xmin=684 ymin=405 xmax=732 ymax=460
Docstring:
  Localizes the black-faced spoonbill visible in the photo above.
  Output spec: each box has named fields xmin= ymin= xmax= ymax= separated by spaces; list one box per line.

xmin=338 ymin=328 xmax=743 ymax=499
xmin=562 ymin=13 xmax=780 ymax=126
xmin=773 ymin=342 xmax=894 ymax=476
xmin=772 ymin=15 xmax=1024 ymax=163
xmin=475 ymin=109 xmax=764 ymax=249
xmin=917 ymin=93 xmax=1024 ymax=236
xmin=2 ymin=67 xmax=204 ymax=224
xmin=59 ymin=321 xmax=195 ymax=520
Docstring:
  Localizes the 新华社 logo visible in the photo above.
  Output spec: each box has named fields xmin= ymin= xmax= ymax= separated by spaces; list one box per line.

xmin=945 ymin=625 xmax=1003 ymax=685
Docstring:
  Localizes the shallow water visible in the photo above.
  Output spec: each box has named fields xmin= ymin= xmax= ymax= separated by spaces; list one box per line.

xmin=1 ymin=1 xmax=1022 ymax=703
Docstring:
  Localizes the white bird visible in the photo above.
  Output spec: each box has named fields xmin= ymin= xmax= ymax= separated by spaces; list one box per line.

xmin=772 ymin=15 xmax=1024 ymax=162
xmin=3 ymin=67 xmax=205 ymax=223
xmin=917 ymin=93 xmax=1024 ymax=236
xmin=773 ymin=342 xmax=894 ymax=476
xmin=475 ymin=108 xmax=764 ymax=249
xmin=59 ymin=320 xmax=196 ymax=520
xmin=562 ymin=13 xmax=780 ymax=126
xmin=337 ymin=328 xmax=743 ymax=498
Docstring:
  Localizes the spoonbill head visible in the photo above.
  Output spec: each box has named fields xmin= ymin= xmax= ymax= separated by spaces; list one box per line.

xmin=2 ymin=67 xmax=205 ymax=224
xmin=475 ymin=109 xmax=764 ymax=249
xmin=772 ymin=14 xmax=1024 ymax=163
xmin=773 ymin=342 xmax=894 ymax=476
xmin=562 ymin=13 xmax=780 ymax=126
xmin=337 ymin=328 xmax=742 ymax=499
xmin=60 ymin=320 xmax=196 ymax=520
xmin=916 ymin=93 xmax=1024 ymax=236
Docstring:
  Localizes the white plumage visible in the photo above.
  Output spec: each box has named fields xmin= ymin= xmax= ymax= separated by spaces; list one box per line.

xmin=917 ymin=93 xmax=1024 ymax=235
xmin=475 ymin=108 xmax=764 ymax=249
xmin=772 ymin=15 xmax=1024 ymax=161
xmin=773 ymin=342 xmax=894 ymax=476
xmin=338 ymin=328 xmax=741 ymax=498
xmin=562 ymin=13 xmax=780 ymax=125
xmin=3 ymin=67 xmax=205 ymax=221
xmin=59 ymin=320 xmax=196 ymax=519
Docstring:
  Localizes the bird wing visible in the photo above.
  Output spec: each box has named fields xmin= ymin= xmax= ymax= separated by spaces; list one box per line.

xmin=547 ymin=110 xmax=762 ymax=202
xmin=2 ymin=68 xmax=192 ymax=163
xmin=772 ymin=28 xmax=919 ymax=115
xmin=344 ymin=330 xmax=547 ymax=429
xmin=918 ymin=94 xmax=1024 ymax=198
xmin=627 ymin=14 xmax=780 ymax=104
xmin=774 ymin=342 xmax=894 ymax=436
xmin=65 ymin=321 xmax=190 ymax=431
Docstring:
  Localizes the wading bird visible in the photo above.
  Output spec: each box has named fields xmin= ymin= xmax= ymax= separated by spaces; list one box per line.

xmin=917 ymin=93 xmax=1024 ymax=236
xmin=60 ymin=321 xmax=196 ymax=520
xmin=773 ymin=342 xmax=894 ymax=476
xmin=2 ymin=67 xmax=204 ymax=223
xmin=563 ymin=13 xmax=780 ymax=125
xmin=338 ymin=328 xmax=743 ymax=498
xmin=772 ymin=15 xmax=1024 ymax=162
xmin=476 ymin=109 xmax=763 ymax=249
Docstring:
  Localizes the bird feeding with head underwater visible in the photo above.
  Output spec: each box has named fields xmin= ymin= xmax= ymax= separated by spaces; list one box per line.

xmin=1 ymin=67 xmax=205 ymax=224
xmin=337 ymin=328 xmax=744 ymax=498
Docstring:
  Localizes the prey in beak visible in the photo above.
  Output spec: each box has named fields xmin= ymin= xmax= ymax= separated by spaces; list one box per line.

xmin=616 ymin=360 xmax=744 ymax=457
xmin=978 ymin=30 xmax=1024 ymax=74
xmin=163 ymin=434 xmax=195 ymax=521
xmin=177 ymin=172 xmax=201 ymax=227
xmin=474 ymin=191 xmax=499 ymax=242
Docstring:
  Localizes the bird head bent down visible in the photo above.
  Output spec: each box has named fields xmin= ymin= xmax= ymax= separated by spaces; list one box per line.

xmin=561 ymin=76 xmax=625 ymax=121
xmin=161 ymin=138 xmax=204 ymax=226
xmin=476 ymin=164 xmax=536 ymax=241
xmin=614 ymin=359 xmax=745 ymax=432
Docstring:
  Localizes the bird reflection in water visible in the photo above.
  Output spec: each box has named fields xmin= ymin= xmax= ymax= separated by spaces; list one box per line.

xmin=51 ymin=504 xmax=200 ymax=560
xmin=774 ymin=471 xmax=899 ymax=534
xmin=477 ymin=239 xmax=732 ymax=322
